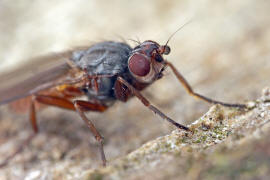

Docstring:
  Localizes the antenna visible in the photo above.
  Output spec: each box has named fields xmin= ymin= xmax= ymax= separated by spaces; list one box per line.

xmin=165 ymin=19 xmax=193 ymax=47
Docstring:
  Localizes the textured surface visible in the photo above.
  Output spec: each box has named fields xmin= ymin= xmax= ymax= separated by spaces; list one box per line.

xmin=83 ymin=88 xmax=270 ymax=180
xmin=0 ymin=0 xmax=270 ymax=179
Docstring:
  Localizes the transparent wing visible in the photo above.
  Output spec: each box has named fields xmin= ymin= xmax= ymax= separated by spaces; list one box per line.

xmin=0 ymin=51 xmax=75 ymax=105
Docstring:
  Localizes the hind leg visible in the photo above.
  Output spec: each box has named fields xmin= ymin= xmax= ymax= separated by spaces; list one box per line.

xmin=0 ymin=95 xmax=108 ymax=167
xmin=0 ymin=96 xmax=38 ymax=168
xmin=32 ymin=95 xmax=107 ymax=166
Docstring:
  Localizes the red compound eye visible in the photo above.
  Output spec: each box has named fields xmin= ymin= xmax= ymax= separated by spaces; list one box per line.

xmin=128 ymin=54 xmax=150 ymax=76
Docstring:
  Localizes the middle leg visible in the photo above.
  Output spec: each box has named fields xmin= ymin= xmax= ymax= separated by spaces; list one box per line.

xmin=117 ymin=76 xmax=190 ymax=131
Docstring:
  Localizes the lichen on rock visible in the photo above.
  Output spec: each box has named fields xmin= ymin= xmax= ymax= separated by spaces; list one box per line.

xmin=84 ymin=87 xmax=270 ymax=180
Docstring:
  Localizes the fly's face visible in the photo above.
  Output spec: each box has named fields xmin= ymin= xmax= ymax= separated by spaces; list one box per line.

xmin=128 ymin=40 xmax=170 ymax=83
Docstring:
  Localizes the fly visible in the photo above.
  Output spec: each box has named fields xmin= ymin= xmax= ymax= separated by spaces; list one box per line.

xmin=0 ymin=30 xmax=247 ymax=167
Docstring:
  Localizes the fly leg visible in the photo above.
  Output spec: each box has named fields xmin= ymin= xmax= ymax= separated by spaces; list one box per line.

xmin=165 ymin=61 xmax=247 ymax=108
xmin=73 ymin=100 xmax=106 ymax=166
xmin=1 ymin=95 xmax=108 ymax=167
xmin=0 ymin=96 xmax=38 ymax=168
xmin=117 ymin=77 xmax=189 ymax=131
xmin=30 ymin=95 xmax=107 ymax=166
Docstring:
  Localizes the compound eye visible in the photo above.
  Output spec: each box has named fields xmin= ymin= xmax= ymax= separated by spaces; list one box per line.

xmin=128 ymin=54 xmax=150 ymax=76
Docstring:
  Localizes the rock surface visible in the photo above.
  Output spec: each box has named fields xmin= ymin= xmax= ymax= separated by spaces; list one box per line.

xmin=83 ymin=88 xmax=270 ymax=180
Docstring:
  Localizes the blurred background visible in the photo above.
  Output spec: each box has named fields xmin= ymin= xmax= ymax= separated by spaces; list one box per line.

xmin=0 ymin=0 xmax=269 ymax=179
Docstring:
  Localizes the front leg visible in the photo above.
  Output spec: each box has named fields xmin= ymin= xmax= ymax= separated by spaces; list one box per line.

xmin=165 ymin=61 xmax=247 ymax=108
xmin=116 ymin=76 xmax=189 ymax=131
